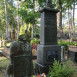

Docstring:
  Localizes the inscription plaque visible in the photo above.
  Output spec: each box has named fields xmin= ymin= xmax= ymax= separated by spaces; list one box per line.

xmin=47 ymin=51 xmax=58 ymax=61
xmin=13 ymin=55 xmax=32 ymax=77
xmin=45 ymin=13 xmax=57 ymax=28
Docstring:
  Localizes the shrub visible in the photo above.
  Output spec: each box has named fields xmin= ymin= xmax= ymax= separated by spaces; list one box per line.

xmin=58 ymin=40 xmax=77 ymax=47
xmin=58 ymin=41 xmax=68 ymax=50
xmin=30 ymin=38 xmax=40 ymax=45
xmin=49 ymin=60 xmax=75 ymax=77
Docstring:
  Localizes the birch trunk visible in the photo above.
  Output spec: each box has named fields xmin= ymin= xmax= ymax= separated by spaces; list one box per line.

xmin=4 ymin=0 xmax=8 ymax=39
xmin=72 ymin=1 xmax=75 ymax=35
xmin=17 ymin=1 xmax=20 ymax=39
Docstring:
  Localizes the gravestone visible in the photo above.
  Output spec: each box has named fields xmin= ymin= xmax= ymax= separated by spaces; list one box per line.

xmin=14 ymin=55 xmax=32 ymax=77
xmin=36 ymin=0 xmax=61 ymax=74
xmin=68 ymin=47 xmax=77 ymax=62
xmin=6 ymin=41 xmax=32 ymax=77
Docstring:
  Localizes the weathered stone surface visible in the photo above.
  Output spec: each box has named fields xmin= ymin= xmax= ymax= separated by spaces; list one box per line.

xmin=37 ymin=45 xmax=61 ymax=66
xmin=40 ymin=9 xmax=58 ymax=45
xmin=36 ymin=8 xmax=61 ymax=74
xmin=10 ymin=41 xmax=24 ymax=63
xmin=6 ymin=41 xmax=32 ymax=77
xmin=24 ymin=42 xmax=32 ymax=56
xmin=68 ymin=47 xmax=77 ymax=62
xmin=39 ymin=8 xmax=59 ymax=13
xmin=6 ymin=41 xmax=24 ymax=77
xmin=14 ymin=55 xmax=32 ymax=77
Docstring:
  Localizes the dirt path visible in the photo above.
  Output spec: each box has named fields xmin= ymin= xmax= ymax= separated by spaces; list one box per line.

xmin=0 ymin=57 xmax=7 ymax=60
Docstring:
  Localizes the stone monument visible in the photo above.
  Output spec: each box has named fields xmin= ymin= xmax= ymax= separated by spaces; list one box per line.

xmin=6 ymin=40 xmax=32 ymax=77
xmin=36 ymin=0 xmax=61 ymax=74
xmin=13 ymin=55 xmax=32 ymax=77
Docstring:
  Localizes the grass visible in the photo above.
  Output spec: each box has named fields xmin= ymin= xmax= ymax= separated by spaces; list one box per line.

xmin=0 ymin=58 xmax=9 ymax=77
xmin=0 ymin=59 xmax=9 ymax=71
xmin=0 ymin=58 xmax=37 ymax=77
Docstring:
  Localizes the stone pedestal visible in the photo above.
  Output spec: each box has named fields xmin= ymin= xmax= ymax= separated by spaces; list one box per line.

xmin=68 ymin=47 xmax=77 ymax=62
xmin=37 ymin=45 xmax=61 ymax=66
xmin=36 ymin=45 xmax=61 ymax=74
xmin=36 ymin=8 xmax=61 ymax=74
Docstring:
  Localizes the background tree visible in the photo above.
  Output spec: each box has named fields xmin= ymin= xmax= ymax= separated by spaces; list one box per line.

xmin=7 ymin=0 xmax=17 ymax=40
xmin=16 ymin=0 xmax=20 ymax=39
xmin=0 ymin=0 xmax=6 ymax=39
xmin=4 ymin=0 xmax=9 ymax=39
xmin=18 ymin=0 xmax=40 ymax=38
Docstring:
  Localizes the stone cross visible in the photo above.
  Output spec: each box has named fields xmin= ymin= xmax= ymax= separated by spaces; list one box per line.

xmin=46 ymin=0 xmax=53 ymax=8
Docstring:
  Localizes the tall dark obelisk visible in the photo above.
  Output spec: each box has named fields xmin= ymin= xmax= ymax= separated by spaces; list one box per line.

xmin=36 ymin=0 xmax=61 ymax=74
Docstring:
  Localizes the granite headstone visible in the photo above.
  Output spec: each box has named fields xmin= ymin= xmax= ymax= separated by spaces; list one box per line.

xmin=14 ymin=55 xmax=32 ymax=77
xmin=6 ymin=41 xmax=32 ymax=77
xmin=36 ymin=0 xmax=61 ymax=74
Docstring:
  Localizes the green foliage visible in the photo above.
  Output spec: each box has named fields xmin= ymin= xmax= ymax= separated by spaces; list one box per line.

xmin=58 ymin=40 xmax=77 ymax=47
xmin=0 ymin=0 xmax=6 ymax=32
xmin=19 ymin=26 xmax=25 ymax=35
xmin=38 ymin=0 xmax=46 ymax=7
xmin=0 ymin=59 xmax=9 ymax=71
xmin=0 ymin=59 xmax=9 ymax=77
xmin=34 ymin=25 xmax=40 ymax=36
xmin=49 ymin=60 xmax=75 ymax=77
xmin=7 ymin=2 xmax=17 ymax=28
xmin=18 ymin=0 xmax=40 ymax=24
xmin=63 ymin=0 xmax=73 ymax=9
xmin=30 ymin=38 xmax=40 ymax=45
xmin=19 ymin=24 xmax=32 ymax=41
xmin=58 ymin=41 xmax=68 ymax=50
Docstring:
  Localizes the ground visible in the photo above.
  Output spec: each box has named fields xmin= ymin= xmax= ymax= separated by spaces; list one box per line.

xmin=0 ymin=58 xmax=9 ymax=77
xmin=0 ymin=57 xmax=37 ymax=77
xmin=0 ymin=47 xmax=77 ymax=77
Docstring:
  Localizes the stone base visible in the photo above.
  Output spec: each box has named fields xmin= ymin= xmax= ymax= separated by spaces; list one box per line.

xmin=68 ymin=50 xmax=77 ymax=62
xmin=37 ymin=45 xmax=61 ymax=66
xmin=36 ymin=63 xmax=49 ymax=74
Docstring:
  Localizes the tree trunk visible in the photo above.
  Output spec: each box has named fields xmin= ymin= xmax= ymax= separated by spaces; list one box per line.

xmin=20 ymin=0 xmax=23 ymax=26
xmin=68 ymin=8 xmax=71 ymax=38
xmin=11 ymin=0 xmax=13 ymax=29
xmin=20 ymin=0 xmax=23 ymax=6
xmin=58 ymin=0 xmax=63 ymax=37
xmin=4 ymin=0 xmax=8 ymax=40
xmin=72 ymin=0 xmax=75 ymax=35
xmin=11 ymin=0 xmax=15 ymax=41
xmin=31 ymin=0 xmax=35 ymax=38
xmin=17 ymin=1 xmax=20 ymax=39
